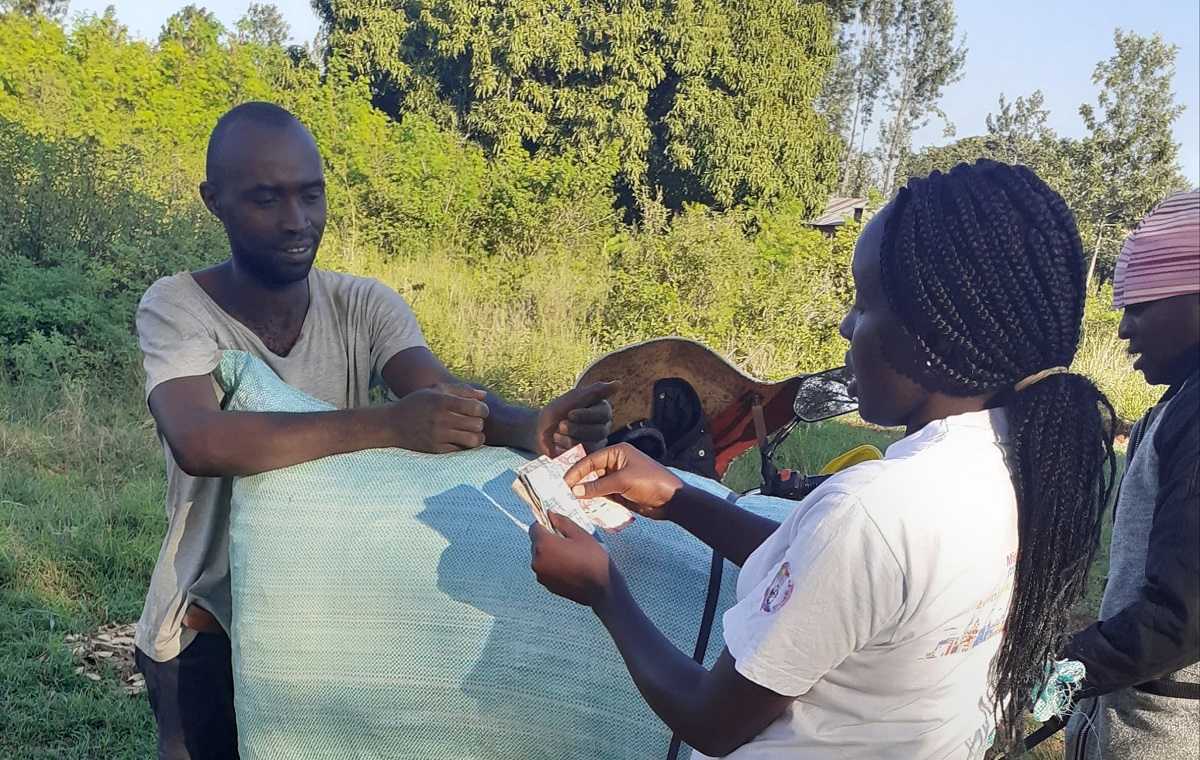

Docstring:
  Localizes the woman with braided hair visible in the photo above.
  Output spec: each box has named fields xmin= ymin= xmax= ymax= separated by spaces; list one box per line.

xmin=527 ymin=159 xmax=1117 ymax=758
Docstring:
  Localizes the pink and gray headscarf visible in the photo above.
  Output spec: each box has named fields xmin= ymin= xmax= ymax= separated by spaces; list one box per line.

xmin=1112 ymin=188 xmax=1200 ymax=309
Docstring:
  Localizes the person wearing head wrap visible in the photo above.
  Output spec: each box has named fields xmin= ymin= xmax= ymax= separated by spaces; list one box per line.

xmin=1064 ymin=188 xmax=1200 ymax=760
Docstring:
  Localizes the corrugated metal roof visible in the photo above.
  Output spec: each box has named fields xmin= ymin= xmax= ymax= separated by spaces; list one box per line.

xmin=810 ymin=197 xmax=867 ymax=227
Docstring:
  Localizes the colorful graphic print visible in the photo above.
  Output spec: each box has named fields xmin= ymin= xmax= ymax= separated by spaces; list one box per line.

xmin=761 ymin=562 xmax=794 ymax=614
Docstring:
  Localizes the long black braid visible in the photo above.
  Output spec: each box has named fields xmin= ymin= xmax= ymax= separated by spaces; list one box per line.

xmin=878 ymin=160 xmax=1118 ymax=750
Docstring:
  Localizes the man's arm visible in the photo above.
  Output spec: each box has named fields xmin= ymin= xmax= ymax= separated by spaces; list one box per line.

xmin=381 ymin=346 xmax=538 ymax=451
xmin=381 ymin=346 xmax=614 ymax=456
xmin=1064 ymin=384 xmax=1200 ymax=698
xmin=149 ymin=374 xmax=489 ymax=477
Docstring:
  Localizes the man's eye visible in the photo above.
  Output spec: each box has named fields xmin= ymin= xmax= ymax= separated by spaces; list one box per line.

xmin=254 ymin=197 xmax=275 ymax=207
xmin=304 ymin=193 xmax=323 ymax=203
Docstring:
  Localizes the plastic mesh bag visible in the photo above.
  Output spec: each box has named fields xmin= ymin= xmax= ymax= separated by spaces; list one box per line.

xmin=217 ymin=350 xmax=791 ymax=759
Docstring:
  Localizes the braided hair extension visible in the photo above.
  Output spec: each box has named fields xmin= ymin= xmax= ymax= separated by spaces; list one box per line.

xmin=877 ymin=160 xmax=1118 ymax=750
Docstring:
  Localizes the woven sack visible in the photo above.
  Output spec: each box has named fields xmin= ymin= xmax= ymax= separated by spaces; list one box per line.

xmin=216 ymin=350 xmax=791 ymax=759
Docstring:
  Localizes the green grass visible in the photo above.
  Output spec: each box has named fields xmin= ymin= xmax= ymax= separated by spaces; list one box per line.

xmin=0 ymin=376 xmax=162 ymax=759
xmin=722 ymin=414 xmax=904 ymax=493
xmin=0 ymin=377 xmax=1120 ymax=758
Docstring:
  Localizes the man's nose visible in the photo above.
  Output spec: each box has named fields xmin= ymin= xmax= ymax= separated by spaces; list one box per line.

xmin=1117 ymin=310 xmax=1133 ymax=341
xmin=280 ymin=197 xmax=308 ymax=233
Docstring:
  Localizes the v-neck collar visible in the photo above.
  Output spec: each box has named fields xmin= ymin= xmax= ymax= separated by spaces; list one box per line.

xmin=184 ymin=268 xmax=316 ymax=359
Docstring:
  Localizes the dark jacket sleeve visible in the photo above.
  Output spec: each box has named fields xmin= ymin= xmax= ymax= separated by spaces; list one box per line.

xmin=1064 ymin=375 xmax=1200 ymax=700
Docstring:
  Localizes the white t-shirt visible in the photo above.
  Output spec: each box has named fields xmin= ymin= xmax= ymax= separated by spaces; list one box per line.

xmin=695 ymin=409 xmax=1019 ymax=760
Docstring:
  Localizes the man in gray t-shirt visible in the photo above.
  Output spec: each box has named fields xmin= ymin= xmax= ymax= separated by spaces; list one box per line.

xmin=133 ymin=102 xmax=615 ymax=760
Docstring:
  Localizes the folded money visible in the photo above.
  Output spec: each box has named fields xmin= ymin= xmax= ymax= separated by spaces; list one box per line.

xmin=511 ymin=445 xmax=635 ymax=535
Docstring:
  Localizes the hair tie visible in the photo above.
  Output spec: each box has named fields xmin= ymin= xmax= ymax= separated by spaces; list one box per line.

xmin=1014 ymin=366 xmax=1070 ymax=392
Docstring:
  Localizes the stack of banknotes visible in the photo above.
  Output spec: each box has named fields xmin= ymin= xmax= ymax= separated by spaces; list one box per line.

xmin=511 ymin=444 xmax=635 ymax=535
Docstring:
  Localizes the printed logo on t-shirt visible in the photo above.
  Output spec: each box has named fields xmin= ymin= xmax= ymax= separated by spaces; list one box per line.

xmin=924 ymin=551 xmax=1016 ymax=659
xmin=760 ymin=562 xmax=794 ymax=613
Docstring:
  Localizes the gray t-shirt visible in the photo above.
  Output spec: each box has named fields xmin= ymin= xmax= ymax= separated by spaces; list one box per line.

xmin=134 ymin=267 xmax=426 ymax=661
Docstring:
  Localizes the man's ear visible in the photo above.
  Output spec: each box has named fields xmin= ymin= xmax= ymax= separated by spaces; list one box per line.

xmin=199 ymin=181 xmax=222 ymax=219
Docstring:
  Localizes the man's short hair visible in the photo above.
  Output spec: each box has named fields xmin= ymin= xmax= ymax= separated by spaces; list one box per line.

xmin=206 ymin=102 xmax=305 ymax=184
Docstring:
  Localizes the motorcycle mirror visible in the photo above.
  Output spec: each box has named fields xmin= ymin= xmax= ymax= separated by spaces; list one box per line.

xmin=792 ymin=366 xmax=858 ymax=423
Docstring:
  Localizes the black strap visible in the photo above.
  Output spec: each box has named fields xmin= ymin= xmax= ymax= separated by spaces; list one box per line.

xmin=1135 ymin=679 xmax=1200 ymax=699
xmin=666 ymin=548 xmax=726 ymax=760
xmin=1019 ymin=715 xmax=1066 ymax=755
xmin=1016 ymin=678 xmax=1200 ymax=758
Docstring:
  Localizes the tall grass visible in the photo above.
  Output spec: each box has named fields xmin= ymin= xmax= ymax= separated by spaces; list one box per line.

xmin=336 ymin=250 xmax=609 ymax=406
xmin=0 ymin=376 xmax=162 ymax=758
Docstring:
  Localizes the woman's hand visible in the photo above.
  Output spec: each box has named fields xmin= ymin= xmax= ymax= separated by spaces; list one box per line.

xmin=529 ymin=512 xmax=618 ymax=607
xmin=563 ymin=443 xmax=685 ymax=521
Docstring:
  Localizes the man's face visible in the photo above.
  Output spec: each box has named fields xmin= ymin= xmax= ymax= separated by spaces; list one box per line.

xmin=201 ymin=121 xmax=326 ymax=288
xmin=1118 ymin=293 xmax=1200 ymax=386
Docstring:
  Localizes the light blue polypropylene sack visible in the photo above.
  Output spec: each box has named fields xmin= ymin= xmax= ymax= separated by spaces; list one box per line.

xmin=216 ymin=350 xmax=792 ymax=759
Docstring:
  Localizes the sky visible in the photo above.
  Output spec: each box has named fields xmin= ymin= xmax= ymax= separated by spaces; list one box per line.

xmin=68 ymin=0 xmax=1200 ymax=185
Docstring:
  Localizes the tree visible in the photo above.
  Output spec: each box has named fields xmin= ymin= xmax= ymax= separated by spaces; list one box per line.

xmin=875 ymin=0 xmax=966 ymax=194
xmin=896 ymin=91 xmax=1070 ymax=194
xmin=0 ymin=0 xmax=66 ymax=21
xmin=1076 ymin=29 xmax=1189 ymax=284
xmin=159 ymin=5 xmax=225 ymax=53
xmin=823 ymin=0 xmax=897 ymax=196
xmin=315 ymin=0 xmax=844 ymax=214
xmin=237 ymin=3 xmax=290 ymax=47
xmin=985 ymin=90 xmax=1054 ymax=167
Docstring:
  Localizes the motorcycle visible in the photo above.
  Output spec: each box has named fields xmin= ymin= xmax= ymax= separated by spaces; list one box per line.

xmin=575 ymin=338 xmax=878 ymax=496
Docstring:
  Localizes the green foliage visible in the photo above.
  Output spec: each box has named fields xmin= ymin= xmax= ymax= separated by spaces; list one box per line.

xmin=875 ymin=0 xmax=967 ymax=193
xmin=317 ymin=0 xmax=844 ymax=212
xmin=0 ymin=119 xmax=222 ymax=382
xmin=824 ymin=0 xmax=966 ymax=195
xmin=824 ymin=0 xmax=896 ymax=196
xmin=898 ymin=30 xmax=1191 ymax=287
xmin=1075 ymin=30 xmax=1191 ymax=283
xmin=236 ymin=3 xmax=291 ymax=47
xmin=600 ymin=203 xmax=854 ymax=379
xmin=0 ymin=0 xmax=65 ymax=20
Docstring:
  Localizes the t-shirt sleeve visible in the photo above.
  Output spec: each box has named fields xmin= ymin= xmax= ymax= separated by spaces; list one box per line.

xmin=722 ymin=492 xmax=905 ymax=697
xmin=136 ymin=283 xmax=223 ymax=400
xmin=363 ymin=279 xmax=428 ymax=380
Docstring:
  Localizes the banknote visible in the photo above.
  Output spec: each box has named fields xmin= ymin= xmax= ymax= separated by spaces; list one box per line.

xmin=510 ymin=445 xmax=634 ymax=535
xmin=547 ymin=445 xmax=635 ymax=534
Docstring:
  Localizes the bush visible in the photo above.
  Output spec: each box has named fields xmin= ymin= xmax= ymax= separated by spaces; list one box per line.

xmin=0 ymin=119 xmax=222 ymax=384
xmin=598 ymin=202 xmax=855 ymax=380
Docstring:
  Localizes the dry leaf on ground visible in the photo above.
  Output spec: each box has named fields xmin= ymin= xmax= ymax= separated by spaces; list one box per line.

xmin=63 ymin=621 xmax=145 ymax=696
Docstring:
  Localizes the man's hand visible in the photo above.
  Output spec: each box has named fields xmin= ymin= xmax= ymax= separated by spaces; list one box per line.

xmin=387 ymin=382 xmax=489 ymax=454
xmin=563 ymin=443 xmax=684 ymax=520
xmin=536 ymin=381 xmax=618 ymax=457
xmin=529 ymin=512 xmax=616 ymax=607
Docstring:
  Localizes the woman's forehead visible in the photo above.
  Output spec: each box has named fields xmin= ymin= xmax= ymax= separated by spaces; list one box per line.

xmin=851 ymin=207 xmax=891 ymax=285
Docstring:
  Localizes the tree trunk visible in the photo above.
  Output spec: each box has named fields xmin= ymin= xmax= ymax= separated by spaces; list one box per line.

xmin=839 ymin=22 xmax=878 ymax=196
xmin=840 ymin=95 xmax=863 ymax=196
xmin=882 ymin=75 xmax=912 ymax=194
xmin=1086 ymin=223 xmax=1106 ymax=286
